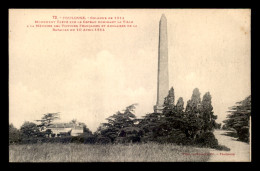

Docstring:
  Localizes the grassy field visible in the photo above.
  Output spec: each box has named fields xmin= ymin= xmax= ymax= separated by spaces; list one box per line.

xmin=9 ymin=143 xmax=211 ymax=162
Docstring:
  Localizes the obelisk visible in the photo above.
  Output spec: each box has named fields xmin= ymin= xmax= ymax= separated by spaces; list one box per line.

xmin=154 ymin=14 xmax=169 ymax=113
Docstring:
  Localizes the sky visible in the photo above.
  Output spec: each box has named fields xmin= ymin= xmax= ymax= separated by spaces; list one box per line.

xmin=9 ymin=9 xmax=251 ymax=132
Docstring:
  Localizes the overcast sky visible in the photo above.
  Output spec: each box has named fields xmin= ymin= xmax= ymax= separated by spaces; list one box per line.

xmin=9 ymin=9 xmax=250 ymax=131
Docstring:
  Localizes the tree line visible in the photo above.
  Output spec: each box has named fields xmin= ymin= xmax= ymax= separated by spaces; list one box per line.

xmin=94 ymin=87 xmax=220 ymax=148
xmin=9 ymin=87 xmax=248 ymax=149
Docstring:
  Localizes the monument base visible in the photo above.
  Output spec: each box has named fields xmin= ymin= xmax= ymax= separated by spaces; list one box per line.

xmin=153 ymin=105 xmax=164 ymax=113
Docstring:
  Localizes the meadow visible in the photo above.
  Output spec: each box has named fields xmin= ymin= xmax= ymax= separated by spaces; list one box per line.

xmin=9 ymin=143 xmax=211 ymax=162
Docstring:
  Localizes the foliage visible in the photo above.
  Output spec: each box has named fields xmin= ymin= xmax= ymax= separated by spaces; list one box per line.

xmin=9 ymin=124 xmax=21 ymax=144
xmin=95 ymin=136 xmax=111 ymax=144
xmin=195 ymin=132 xmax=218 ymax=148
xmin=71 ymin=133 xmax=96 ymax=144
xmin=185 ymin=88 xmax=201 ymax=115
xmin=20 ymin=121 xmax=41 ymax=138
xmin=215 ymin=123 xmax=222 ymax=129
xmin=95 ymin=104 xmax=141 ymax=143
xmin=136 ymin=87 xmax=218 ymax=148
xmin=16 ymin=87 xmax=221 ymax=149
xmin=223 ymin=95 xmax=251 ymax=143
xmin=70 ymin=119 xmax=77 ymax=124
xmin=163 ymin=87 xmax=175 ymax=110
xmin=82 ymin=125 xmax=92 ymax=135
xmin=137 ymin=112 xmax=161 ymax=142
xmin=200 ymin=92 xmax=218 ymax=132
xmin=44 ymin=129 xmax=53 ymax=137
xmin=36 ymin=112 xmax=60 ymax=131
xmin=20 ymin=136 xmax=72 ymax=144
xmin=182 ymin=88 xmax=204 ymax=139
xmin=176 ymin=97 xmax=184 ymax=113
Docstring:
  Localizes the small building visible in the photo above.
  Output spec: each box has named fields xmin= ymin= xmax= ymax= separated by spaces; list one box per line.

xmin=45 ymin=122 xmax=84 ymax=137
xmin=71 ymin=126 xmax=84 ymax=136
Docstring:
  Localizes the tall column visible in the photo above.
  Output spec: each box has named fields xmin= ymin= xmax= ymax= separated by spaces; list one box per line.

xmin=154 ymin=14 xmax=169 ymax=113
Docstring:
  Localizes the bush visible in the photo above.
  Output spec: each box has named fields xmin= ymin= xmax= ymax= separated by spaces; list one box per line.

xmin=50 ymin=136 xmax=72 ymax=143
xmin=237 ymin=126 xmax=249 ymax=143
xmin=114 ymin=135 xmax=141 ymax=144
xmin=114 ymin=137 xmax=128 ymax=144
xmin=70 ymin=133 xmax=96 ymax=144
xmin=9 ymin=124 xmax=21 ymax=144
xmin=154 ymin=129 xmax=189 ymax=145
xmin=140 ymin=133 xmax=155 ymax=143
xmin=71 ymin=136 xmax=84 ymax=143
xmin=84 ymin=136 xmax=96 ymax=144
xmin=20 ymin=136 xmax=73 ymax=144
xmin=20 ymin=137 xmax=39 ymax=144
xmin=96 ymin=136 xmax=111 ymax=144
xmin=19 ymin=133 xmax=97 ymax=144
xmin=20 ymin=122 xmax=40 ymax=138
xmin=196 ymin=132 xmax=218 ymax=148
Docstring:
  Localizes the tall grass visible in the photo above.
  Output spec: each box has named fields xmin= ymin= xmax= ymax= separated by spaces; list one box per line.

xmin=9 ymin=143 xmax=210 ymax=162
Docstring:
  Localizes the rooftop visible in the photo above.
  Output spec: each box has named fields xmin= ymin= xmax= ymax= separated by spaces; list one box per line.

xmin=47 ymin=123 xmax=84 ymax=129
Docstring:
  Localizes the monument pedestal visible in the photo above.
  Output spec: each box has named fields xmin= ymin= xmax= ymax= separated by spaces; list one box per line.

xmin=153 ymin=105 xmax=164 ymax=113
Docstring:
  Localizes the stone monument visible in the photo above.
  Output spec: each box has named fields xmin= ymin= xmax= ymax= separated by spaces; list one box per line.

xmin=154 ymin=14 xmax=169 ymax=113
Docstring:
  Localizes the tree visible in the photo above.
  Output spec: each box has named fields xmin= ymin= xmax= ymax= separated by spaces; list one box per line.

xmin=45 ymin=129 xmax=53 ymax=137
xmin=137 ymin=112 xmax=162 ymax=142
xmin=80 ymin=123 xmax=92 ymax=135
xmin=95 ymin=104 xmax=141 ymax=143
xmin=20 ymin=121 xmax=40 ymax=138
xmin=176 ymin=97 xmax=184 ymax=113
xmin=36 ymin=112 xmax=60 ymax=131
xmin=200 ymin=92 xmax=217 ymax=132
xmin=70 ymin=119 xmax=77 ymax=125
xmin=185 ymin=88 xmax=201 ymax=116
xmin=9 ymin=124 xmax=21 ymax=144
xmin=139 ymin=88 xmax=187 ymax=144
xmin=184 ymin=88 xmax=204 ymax=139
xmin=163 ymin=87 xmax=175 ymax=111
xmin=216 ymin=123 xmax=222 ymax=129
xmin=223 ymin=95 xmax=251 ymax=142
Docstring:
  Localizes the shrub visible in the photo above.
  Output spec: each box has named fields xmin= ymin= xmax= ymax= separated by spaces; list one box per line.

xmin=71 ymin=136 xmax=84 ymax=143
xmin=20 ymin=136 xmax=73 ymax=144
xmin=140 ymin=133 xmax=155 ymax=143
xmin=71 ymin=133 xmax=96 ymax=144
xmin=84 ymin=136 xmax=96 ymax=144
xmin=9 ymin=124 xmax=21 ymax=144
xmin=20 ymin=137 xmax=39 ymax=144
xmin=51 ymin=136 xmax=72 ymax=143
xmin=154 ymin=129 xmax=189 ymax=145
xmin=20 ymin=122 xmax=40 ymax=138
xmin=196 ymin=132 xmax=218 ymax=148
xmin=19 ymin=134 xmax=98 ymax=144
xmin=237 ymin=126 xmax=249 ymax=143
xmin=116 ymin=127 xmax=143 ymax=143
xmin=114 ymin=137 xmax=127 ymax=144
xmin=96 ymin=136 xmax=111 ymax=144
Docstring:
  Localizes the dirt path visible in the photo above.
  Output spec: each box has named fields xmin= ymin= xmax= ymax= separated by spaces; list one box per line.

xmin=208 ymin=130 xmax=250 ymax=162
